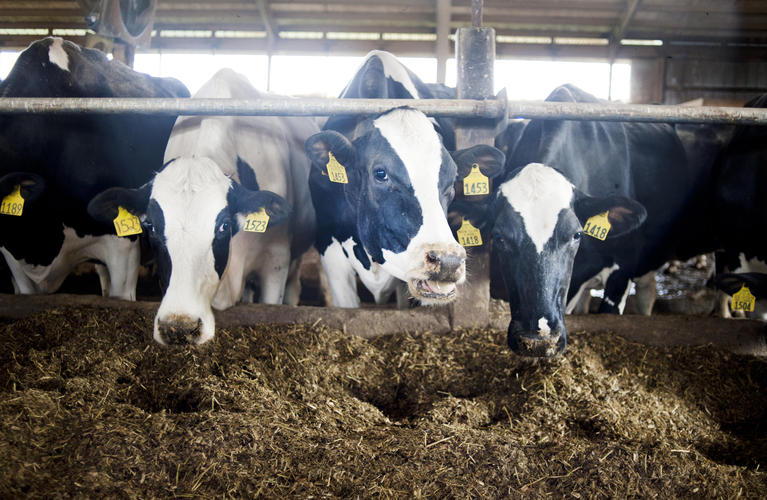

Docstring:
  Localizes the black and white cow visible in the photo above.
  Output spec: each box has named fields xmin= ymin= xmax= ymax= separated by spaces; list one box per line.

xmin=90 ymin=69 xmax=317 ymax=344
xmin=466 ymin=85 xmax=692 ymax=357
xmin=307 ymin=50 xmax=504 ymax=307
xmin=0 ymin=37 xmax=189 ymax=299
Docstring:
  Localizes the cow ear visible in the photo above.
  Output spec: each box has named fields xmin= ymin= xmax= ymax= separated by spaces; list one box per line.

xmin=88 ymin=183 xmax=152 ymax=223
xmin=448 ymin=197 xmax=494 ymax=233
xmin=452 ymin=145 xmax=506 ymax=181
xmin=714 ymin=272 xmax=767 ymax=298
xmin=305 ymin=130 xmax=356 ymax=176
xmin=573 ymin=192 xmax=646 ymax=239
xmin=229 ymin=183 xmax=291 ymax=228
xmin=0 ymin=172 xmax=45 ymax=203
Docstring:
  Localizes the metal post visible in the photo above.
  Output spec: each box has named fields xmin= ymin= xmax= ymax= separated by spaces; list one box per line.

xmin=436 ymin=0 xmax=451 ymax=84
xmin=449 ymin=12 xmax=496 ymax=330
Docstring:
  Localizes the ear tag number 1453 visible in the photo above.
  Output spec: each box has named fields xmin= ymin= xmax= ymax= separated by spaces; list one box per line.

xmin=326 ymin=152 xmax=348 ymax=184
xmin=457 ymin=218 xmax=482 ymax=247
xmin=113 ymin=206 xmax=142 ymax=237
xmin=244 ymin=207 xmax=270 ymax=233
xmin=732 ymin=285 xmax=756 ymax=312
xmin=463 ymin=163 xmax=489 ymax=196
xmin=0 ymin=185 xmax=24 ymax=216
xmin=583 ymin=211 xmax=611 ymax=241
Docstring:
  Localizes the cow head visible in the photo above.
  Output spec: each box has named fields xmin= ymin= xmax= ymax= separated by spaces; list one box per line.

xmin=88 ymin=157 xmax=290 ymax=345
xmin=490 ymin=163 xmax=646 ymax=357
xmin=307 ymin=108 xmax=481 ymax=304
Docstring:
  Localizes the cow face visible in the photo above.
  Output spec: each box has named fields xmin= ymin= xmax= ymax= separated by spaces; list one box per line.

xmin=306 ymin=108 xmax=469 ymax=304
xmin=89 ymin=157 xmax=290 ymax=345
xmin=491 ymin=163 xmax=646 ymax=357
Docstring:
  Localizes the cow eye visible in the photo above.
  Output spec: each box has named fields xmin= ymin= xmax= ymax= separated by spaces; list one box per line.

xmin=373 ymin=168 xmax=388 ymax=181
xmin=218 ymin=222 xmax=230 ymax=234
xmin=143 ymin=219 xmax=154 ymax=233
xmin=572 ymin=231 xmax=583 ymax=241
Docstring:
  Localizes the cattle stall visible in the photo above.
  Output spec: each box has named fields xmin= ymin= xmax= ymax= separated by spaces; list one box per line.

xmin=1 ymin=0 xmax=767 ymax=497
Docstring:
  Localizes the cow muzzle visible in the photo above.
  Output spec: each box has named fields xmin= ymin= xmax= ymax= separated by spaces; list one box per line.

xmin=408 ymin=248 xmax=466 ymax=304
xmin=156 ymin=315 xmax=204 ymax=345
xmin=507 ymin=321 xmax=566 ymax=358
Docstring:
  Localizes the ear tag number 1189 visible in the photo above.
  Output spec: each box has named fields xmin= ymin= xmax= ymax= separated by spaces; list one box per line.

xmin=244 ymin=207 xmax=270 ymax=233
xmin=583 ymin=211 xmax=611 ymax=241
xmin=732 ymin=285 xmax=756 ymax=312
xmin=113 ymin=206 xmax=142 ymax=237
xmin=326 ymin=152 xmax=348 ymax=184
xmin=0 ymin=185 xmax=24 ymax=216
xmin=463 ymin=163 xmax=489 ymax=196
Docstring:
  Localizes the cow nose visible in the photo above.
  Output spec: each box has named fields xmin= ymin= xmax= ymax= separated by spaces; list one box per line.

xmin=157 ymin=316 xmax=203 ymax=345
xmin=425 ymin=250 xmax=466 ymax=281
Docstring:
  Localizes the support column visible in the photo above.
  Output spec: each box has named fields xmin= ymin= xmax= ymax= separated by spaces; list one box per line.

xmin=436 ymin=0 xmax=451 ymax=84
xmin=448 ymin=13 xmax=496 ymax=330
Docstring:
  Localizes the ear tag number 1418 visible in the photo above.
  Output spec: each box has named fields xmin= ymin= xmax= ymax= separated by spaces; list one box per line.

xmin=457 ymin=218 xmax=482 ymax=247
xmin=0 ymin=185 xmax=24 ymax=216
xmin=583 ymin=211 xmax=611 ymax=241
xmin=463 ymin=163 xmax=489 ymax=196
xmin=113 ymin=206 xmax=142 ymax=237
xmin=244 ymin=207 xmax=270 ymax=233
xmin=732 ymin=285 xmax=756 ymax=312
xmin=326 ymin=152 xmax=348 ymax=184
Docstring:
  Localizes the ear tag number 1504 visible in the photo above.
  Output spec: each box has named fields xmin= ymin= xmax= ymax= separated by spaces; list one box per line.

xmin=583 ymin=211 xmax=611 ymax=241
xmin=113 ymin=206 xmax=142 ymax=237
xmin=244 ymin=207 xmax=270 ymax=233
xmin=0 ymin=185 xmax=24 ymax=216
xmin=326 ymin=152 xmax=348 ymax=184
xmin=732 ymin=285 xmax=756 ymax=312
xmin=463 ymin=163 xmax=489 ymax=196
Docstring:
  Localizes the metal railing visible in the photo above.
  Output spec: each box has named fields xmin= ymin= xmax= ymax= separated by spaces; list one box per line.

xmin=0 ymin=96 xmax=766 ymax=125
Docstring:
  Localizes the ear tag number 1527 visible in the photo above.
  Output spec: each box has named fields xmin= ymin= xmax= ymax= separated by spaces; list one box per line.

xmin=244 ymin=207 xmax=270 ymax=233
xmin=732 ymin=285 xmax=756 ymax=312
xmin=0 ymin=185 xmax=24 ymax=216
xmin=457 ymin=218 xmax=482 ymax=247
xmin=113 ymin=206 xmax=142 ymax=237
xmin=326 ymin=152 xmax=348 ymax=184
xmin=583 ymin=211 xmax=611 ymax=241
xmin=463 ymin=163 xmax=489 ymax=196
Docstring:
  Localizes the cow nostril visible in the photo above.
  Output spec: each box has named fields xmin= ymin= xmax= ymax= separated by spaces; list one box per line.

xmin=426 ymin=251 xmax=440 ymax=264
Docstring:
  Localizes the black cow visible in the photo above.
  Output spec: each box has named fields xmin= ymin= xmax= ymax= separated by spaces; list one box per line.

xmin=307 ymin=50 xmax=504 ymax=308
xmin=0 ymin=37 xmax=189 ymax=299
xmin=463 ymin=84 xmax=692 ymax=357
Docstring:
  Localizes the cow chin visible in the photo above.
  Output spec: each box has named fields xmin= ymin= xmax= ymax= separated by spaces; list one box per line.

xmin=407 ymin=278 xmax=458 ymax=305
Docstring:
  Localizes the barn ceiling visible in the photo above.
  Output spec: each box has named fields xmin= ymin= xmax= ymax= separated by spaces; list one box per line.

xmin=0 ymin=0 xmax=766 ymax=60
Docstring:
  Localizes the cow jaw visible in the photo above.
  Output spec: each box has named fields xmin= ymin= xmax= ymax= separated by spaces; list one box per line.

xmin=409 ymin=279 xmax=457 ymax=304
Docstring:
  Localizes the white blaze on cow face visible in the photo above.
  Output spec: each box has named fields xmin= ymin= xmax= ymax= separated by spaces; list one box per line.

xmin=48 ymin=37 xmax=69 ymax=72
xmin=151 ymin=157 xmax=233 ymax=345
xmin=499 ymin=163 xmax=575 ymax=253
xmin=373 ymin=109 xmax=466 ymax=303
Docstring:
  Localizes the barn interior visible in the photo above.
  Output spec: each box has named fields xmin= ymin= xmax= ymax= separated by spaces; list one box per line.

xmin=1 ymin=1 xmax=766 ymax=498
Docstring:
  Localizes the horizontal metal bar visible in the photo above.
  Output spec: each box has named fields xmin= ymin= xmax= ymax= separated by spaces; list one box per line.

xmin=0 ymin=96 xmax=766 ymax=125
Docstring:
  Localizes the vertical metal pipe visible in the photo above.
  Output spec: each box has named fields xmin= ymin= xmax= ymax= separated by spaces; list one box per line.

xmin=471 ymin=0 xmax=483 ymax=28
xmin=436 ymin=0 xmax=451 ymax=84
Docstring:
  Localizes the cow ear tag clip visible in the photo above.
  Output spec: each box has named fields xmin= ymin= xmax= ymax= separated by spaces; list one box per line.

xmin=457 ymin=218 xmax=482 ymax=247
xmin=0 ymin=185 xmax=24 ymax=216
xmin=463 ymin=163 xmax=489 ymax=196
xmin=113 ymin=206 xmax=142 ymax=237
xmin=583 ymin=211 xmax=611 ymax=241
xmin=326 ymin=151 xmax=348 ymax=184
xmin=732 ymin=284 xmax=756 ymax=312
xmin=244 ymin=207 xmax=270 ymax=233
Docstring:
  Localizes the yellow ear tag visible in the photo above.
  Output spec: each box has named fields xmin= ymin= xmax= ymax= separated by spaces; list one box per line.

xmin=732 ymin=284 xmax=756 ymax=312
xmin=583 ymin=211 xmax=611 ymax=241
xmin=113 ymin=206 xmax=142 ymax=237
xmin=457 ymin=218 xmax=482 ymax=247
xmin=462 ymin=163 xmax=489 ymax=196
xmin=326 ymin=151 xmax=348 ymax=184
xmin=243 ymin=207 xmax=270 ymax=233
xmin=0 ymin=185 xmax=25 ymax=216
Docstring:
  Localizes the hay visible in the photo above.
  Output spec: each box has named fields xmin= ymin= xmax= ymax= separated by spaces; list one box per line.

xmin=0 ymin=306 xmax=765 ymax=497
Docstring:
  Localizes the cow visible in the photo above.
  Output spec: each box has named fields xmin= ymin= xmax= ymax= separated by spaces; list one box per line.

xmin=0 ymin=37 xmax=189 ymax=299
xmin=89 ymin=69 xmax=317 ymax=345
xmin=462 ymin=84 xmax=692 ymax=357
xmin=307 ymin=50 xmax=504 ymax=308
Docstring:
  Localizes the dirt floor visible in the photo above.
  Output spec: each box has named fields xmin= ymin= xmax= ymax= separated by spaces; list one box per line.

xmin=1 ymin=306 xmax=766 ymax=498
